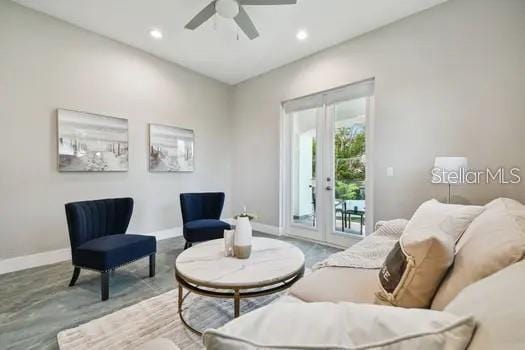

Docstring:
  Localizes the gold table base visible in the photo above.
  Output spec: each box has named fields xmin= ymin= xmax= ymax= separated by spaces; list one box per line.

xmin=175 ymin=266 xmax=305 ymax=336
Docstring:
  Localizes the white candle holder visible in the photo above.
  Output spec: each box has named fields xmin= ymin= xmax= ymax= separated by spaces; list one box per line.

xmin=224 ymin=229 xmax=235 ymax=257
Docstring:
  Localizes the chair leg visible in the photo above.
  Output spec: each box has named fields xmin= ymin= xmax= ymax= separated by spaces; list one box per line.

xmin=149 ymin=254 xmax=156 ymax=278
xmin=101 ymin=271 xmax=109 ymax=301
xmin=184 ymin=241 xmax=192 ymax=250
xmin=68 ymin=267 xmax=81 ymax=287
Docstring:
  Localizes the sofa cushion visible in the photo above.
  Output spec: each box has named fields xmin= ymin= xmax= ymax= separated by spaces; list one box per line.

xmin=183 ymin=219 xmax=230 ymax=242
xmin=203 ymin=300 xmax=475 ymax=350
xmin=289 ymin=267 xmax=378 ymax=303
xmin=73 ymin=234 xmax=156 ymax=271
xmin=402 ymin=199 xmax=484 ymax=242
xmin=431 ymin=198 xmax=525 ymax=310
xmin=445 ymin=260 xmax=525 ymax=350
xmin=375 ymin=199 xmax=483 ymax=308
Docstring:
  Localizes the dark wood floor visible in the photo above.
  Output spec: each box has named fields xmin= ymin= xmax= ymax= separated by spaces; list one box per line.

xmin=0 ymin=233 xmax=341 ymax=350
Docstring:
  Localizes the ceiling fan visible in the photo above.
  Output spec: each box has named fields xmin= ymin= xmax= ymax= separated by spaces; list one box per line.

xmin=185 ymin=0 xmax=297 ymax=40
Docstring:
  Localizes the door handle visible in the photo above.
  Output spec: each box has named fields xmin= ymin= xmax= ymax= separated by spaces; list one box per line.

xmin=326 ymin=186 xmax=333 ymax=191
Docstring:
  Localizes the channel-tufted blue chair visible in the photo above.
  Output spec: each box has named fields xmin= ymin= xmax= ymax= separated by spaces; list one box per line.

xmin=65 ymin=198 xmax=156 ymax=301
xmin=180 ymin=192 xmax=231 ymax=249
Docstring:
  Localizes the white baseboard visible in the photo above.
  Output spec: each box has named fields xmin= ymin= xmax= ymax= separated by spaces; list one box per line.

xmin=225 ymin=218 xmax=282 ymax=236
xmin=0 ymin=226 xmax=183 ymax=275
xmin=0 ymin=221 xmax=285 ymax=275
xmin=251 ymin=222 xmax=283 ymax=236
xmin=134 ymin=227 xmax=183 ymax=241
xmin=0 ymin=248 xmax=72 ymax=275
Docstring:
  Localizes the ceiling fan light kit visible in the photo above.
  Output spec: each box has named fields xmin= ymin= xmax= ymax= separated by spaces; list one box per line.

xmin=185 ymin=0 xmax=298 ymax=40
xmin=216 ymin=0 xmax=240 ymax=18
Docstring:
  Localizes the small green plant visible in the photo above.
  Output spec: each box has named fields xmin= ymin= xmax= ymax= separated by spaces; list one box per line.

xmin=234 ymin=206 xmax=258 ymax=221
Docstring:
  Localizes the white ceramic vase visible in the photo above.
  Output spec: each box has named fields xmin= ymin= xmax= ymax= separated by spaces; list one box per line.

xmin=234 ymin=216 xmax=252 ymax=259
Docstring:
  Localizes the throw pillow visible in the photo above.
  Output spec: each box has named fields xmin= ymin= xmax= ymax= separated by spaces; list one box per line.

xmin=445 ymin=259 xmax=525 ymax=350
xmin=375 ymin=199 xmax=483 ymax=308
xmin=203 ymin=301 xmax=475 ymax=350
xmin=431 ymin=198 xmax=525 ymax=310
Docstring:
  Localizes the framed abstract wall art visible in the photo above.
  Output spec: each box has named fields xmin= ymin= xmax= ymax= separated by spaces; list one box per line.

xmin=57 ymin=109 xmax=129 ymax=172
xmin=149 ymin=123 xmax=194 ymax=172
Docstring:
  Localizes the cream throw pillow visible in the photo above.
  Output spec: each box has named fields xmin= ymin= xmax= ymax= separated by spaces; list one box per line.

xmin=445 ymin=260 xmax=525 ymax=350
xmin=431 ymin=198 xmax=525 ymax=310
xmin=376 ymin=199 xmax=483 ymax=308
xmin=203 ymin=301 xmax=475 ymax=350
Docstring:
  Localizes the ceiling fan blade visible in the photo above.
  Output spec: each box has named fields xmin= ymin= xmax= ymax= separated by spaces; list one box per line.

xmin=235 ymin=6 xmax=259 ymax=40
xmin=185 ymin=1 xmax=217 ymax=30
xmin=238 ymin=0 xmax=297 ymax=5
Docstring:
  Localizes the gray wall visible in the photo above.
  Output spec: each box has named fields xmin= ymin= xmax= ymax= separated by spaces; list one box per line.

xmin=2 ymin=0 xmax=525 ymax=259
xmin=231 ymin=0 xmax=525 ymax=227
xmin=0 ymin=0 xmax=233 ymax=259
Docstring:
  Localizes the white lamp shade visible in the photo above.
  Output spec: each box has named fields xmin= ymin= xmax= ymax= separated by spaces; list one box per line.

xmin=434 ymin=157 xmax=468 ymax=171
xmin=433 ymin=157 xmax=468 ymax=184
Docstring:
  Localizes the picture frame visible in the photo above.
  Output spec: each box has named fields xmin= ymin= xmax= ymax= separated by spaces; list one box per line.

xmin=57 ymin=109 xmax=129 ymax=172
xmin=149 ymin=123 xmax=194 ymax=172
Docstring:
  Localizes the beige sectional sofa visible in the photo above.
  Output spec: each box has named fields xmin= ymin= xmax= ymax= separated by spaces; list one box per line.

xmin=130 ymin=198 xmax=525 ymax=349
xmin=288 ymin=263 xmax=525 ymax=349
xmin=290 ymin=266 xmax=378 ymax=304
xmin=288 ymin=197 xmax=525 ymax=349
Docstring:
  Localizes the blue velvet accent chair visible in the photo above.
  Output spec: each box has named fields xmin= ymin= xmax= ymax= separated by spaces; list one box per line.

xmin=65 ymin=198 xmax=156 ymax=301
xmin=180 ymin=192 xmax=231 ymax=249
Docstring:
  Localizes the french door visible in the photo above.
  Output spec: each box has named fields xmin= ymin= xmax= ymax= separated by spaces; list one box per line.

xmin=282 ymin=80 xmax=374 ymax=247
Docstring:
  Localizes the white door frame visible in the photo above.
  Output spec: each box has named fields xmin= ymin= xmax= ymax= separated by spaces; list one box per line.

xmin=322 ymin=96 xmax=375 ymax=246
xmin=279 ymin=95 xmax=375 ymax=247
xmin=280 ymin=106 xmax=324 ymax=242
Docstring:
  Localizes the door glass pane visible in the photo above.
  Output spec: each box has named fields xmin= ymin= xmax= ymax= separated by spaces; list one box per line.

xmin=291 ymin=108 xmax=317 ymax=228
xmin=333 ymin=98 xmax=366 ymax=235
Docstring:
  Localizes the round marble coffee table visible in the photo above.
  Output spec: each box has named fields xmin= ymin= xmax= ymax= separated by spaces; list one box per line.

xmin=174 ymin=237 xmax=305 ymax=335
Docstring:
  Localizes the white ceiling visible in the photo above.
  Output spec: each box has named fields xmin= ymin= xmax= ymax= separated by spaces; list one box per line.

xmin=12 ymin=0 xmax=446 ymax=85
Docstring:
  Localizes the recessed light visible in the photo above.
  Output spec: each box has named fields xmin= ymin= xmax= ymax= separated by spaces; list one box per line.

xmin=150 ymin=28 xmax=163 ymax=39
xmin=296 ymin=29 xmax=308 ymax=41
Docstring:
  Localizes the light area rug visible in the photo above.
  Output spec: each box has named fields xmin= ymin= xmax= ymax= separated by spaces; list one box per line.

xmin=57 ymin=289 xmax=282 ymax=350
